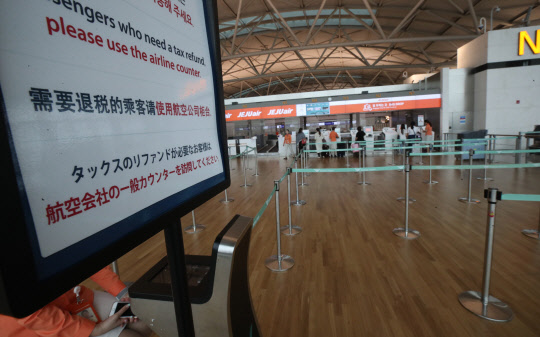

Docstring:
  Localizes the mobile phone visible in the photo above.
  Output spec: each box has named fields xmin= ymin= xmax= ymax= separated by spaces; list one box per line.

xmin=110 ymin=302 xmax=136 ymax=318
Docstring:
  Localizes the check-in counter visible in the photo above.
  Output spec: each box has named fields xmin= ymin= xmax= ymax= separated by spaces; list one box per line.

xmin=129 ymin=215 xmax=261 ymax=337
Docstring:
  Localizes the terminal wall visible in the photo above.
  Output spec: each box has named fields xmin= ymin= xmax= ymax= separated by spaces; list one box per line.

xmin=456 ymin=25 xmax=540 ymax=135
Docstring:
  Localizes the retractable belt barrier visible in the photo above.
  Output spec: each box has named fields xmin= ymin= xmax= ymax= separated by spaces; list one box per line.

xmin=501 ymin=193 xmax=540 ymax=240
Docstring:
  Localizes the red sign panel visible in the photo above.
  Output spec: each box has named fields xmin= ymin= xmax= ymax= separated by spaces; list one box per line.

xmin=225 ymin=105 xmax=297 ymax=121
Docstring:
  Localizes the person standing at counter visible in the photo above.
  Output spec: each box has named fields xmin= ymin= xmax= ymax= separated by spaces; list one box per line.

xmin=424 ymin=120 xmax=434 ymax=151
xmin=329 ymin=127 xmax=339 ymax=157
xmin=314 ymin=128 xmax=324 ymax=158
xmin=355 ymin=126 xmax=365 ymax=142
xmin=283 ymin=129 xmax=293 ymax=160
xmin=398 ymin=124 xmax=407 ymax=153
xmin=296 ymin=128 xmax=307 ymax=154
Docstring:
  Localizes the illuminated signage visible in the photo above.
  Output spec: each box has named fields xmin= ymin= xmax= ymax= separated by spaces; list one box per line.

xmin=518 ymin=29 xmax=540 ymax=56
xmin=225 ymin=94 xmax=441 ymax=121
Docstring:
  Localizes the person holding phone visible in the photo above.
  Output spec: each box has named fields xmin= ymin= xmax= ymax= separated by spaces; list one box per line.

xmin=0 ymin=266 xmax=151 ymax=337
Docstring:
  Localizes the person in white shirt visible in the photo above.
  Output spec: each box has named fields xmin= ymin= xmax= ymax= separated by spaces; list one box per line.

xmin=314 ymin=128 xmax=324 ymax=158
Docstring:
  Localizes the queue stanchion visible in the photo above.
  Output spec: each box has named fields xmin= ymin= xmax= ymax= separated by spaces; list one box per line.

xmin=299 ymin=150 xmax=309 ymax=187
xmin=389 ymin=141 xmax=396 ymax=166
xmin=357 ymin=146 xmax=371 ymax=185
xmin=346 ymin=142 xmax=351 ymax=167
xmin=228 ymin=145 xmax=235 ymax=171
xmin=184 ymin=210 xmax=206 ymax=234
xmin=397 ymin=153 xmax=416 ymax=203
xmin=522 ymin=205 xmax=540 ymax=240
xmin=304 ymin=149 xmax=311 ymax=177
xmin=423 ymin=147 xmax=438 ymax=184
xmin=240 ymin=151 xmax=252 ymax=188
xmin=220 ymin=189 xmax=234 ymax=203
xmin=252 ymin=149 xmax=260 ymax=176
xmin=393 ymin=163 xmax=420 ymax=239
xmin=291 ymin=159 xmax=306 ymax=206
xmin=281 ymin=167 xmax=302 ymax=236
xmin=477 ymin=147 xmax=493 ymax=181
xmin=459 ymin=149 xmax=480 ymax=204
xmin=265 ymin=181 xmax=295 ymax=272
xmin=459 ymin=188 xmax=513 ymax=322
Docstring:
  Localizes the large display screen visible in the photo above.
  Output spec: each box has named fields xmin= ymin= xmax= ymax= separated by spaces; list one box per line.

xmin=0 ymin=0 xmax=228 ymax=316
xmin=225 ymin=94 xmax=441 ymax=121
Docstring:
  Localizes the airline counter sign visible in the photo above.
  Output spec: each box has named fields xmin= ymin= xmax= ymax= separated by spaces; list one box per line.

xmin=329 ymin=94 xmax=441 ymax=114
xmin=518 ymin=29 xmax=540 ymax=56
xmin=225 ymin=105 xmax=296 ymax=121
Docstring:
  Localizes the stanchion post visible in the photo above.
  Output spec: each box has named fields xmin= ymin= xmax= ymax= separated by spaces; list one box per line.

xmin=252 ymin=150 xmax=260 ymax=176
xmin=299 ymin=150 xmax=309 ymax=186
xmin=397 ymin=153 xmax=416 ymax=203
xmin=292 ymin=160 xmax=306 ymax=206
xmin=515 ymin=132 xmax=523 ymax=164
xmin=265 ymin=181 xmax=295 ymax=272
xmin=281 ymin=168 xmax=302 ymax=236
xmin=220 ymin=189 xmax=234 ymax=203
xmin=423 ymin=147 xmax=438 ymax=184
xmin=522 ymin=206 xmax=540 ymax=239
xmin=458 ymin=188 xmax=513 ymax=322
xmin=459 ymin=149 xmax=480 ymax=204
xmin=346 ymin=141 xmax=351 ymax=167
xmin=240 ymin=152 xmax=252 ymax=187
xmin=184 ymin=210 xmax=206 ymax=233
xmin=393 ymin=163 xmax=420 ymax=239
xmin=477 ymin=146 xmax=493 ymax=181
xmin=358 ymin=145 xmax=371 ymax=185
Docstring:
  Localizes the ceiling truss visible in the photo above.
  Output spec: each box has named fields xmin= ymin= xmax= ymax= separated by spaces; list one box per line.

xmin=217 ymin=0 xmax=540 ymax=98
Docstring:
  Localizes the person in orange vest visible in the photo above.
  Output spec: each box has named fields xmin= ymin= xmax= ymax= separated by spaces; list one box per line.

xmin=329 ymin=127 xmax=339 ymax=157
xmin=283 ymin=129 xmax=293 ymax=160
xmin=0 ymin=266 xmax=151 ymax=337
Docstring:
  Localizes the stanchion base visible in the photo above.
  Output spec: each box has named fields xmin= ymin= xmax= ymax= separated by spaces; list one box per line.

xmin=476 ymin=177 xmax=494 ymax=181
xmin=392 ymin=228 xmax=420 ymax=239
xmin=219 ymin=198 xmax=235 ymax=204
xmin=423 ymin=180 xmax=439 ymax=184
xmin=458 ymin=197 xmax=480 ymax=204
xmin=265 ymin=255 xmax=294 ymax=272
xmin=184 ymin=224 xmax=206 ymax=234
xmin=521 ymin=229 xmax=540 ymax=239
xmin=397 ymin=197 xmax=416 ymax=203
xmin=357 ymin=182 xmax=371 ymax=185
xmin=240 ymin=184 xmax=252 ymax=187
xmin=458 ymin=291 xmax=513 ymax=322
xmin=298 ymin=183 xmax=310 ymax=187
xmin=280 ymin=225 xmax=302 ymax=236
xmin=291 ymin=200 xmax=307 ymax=206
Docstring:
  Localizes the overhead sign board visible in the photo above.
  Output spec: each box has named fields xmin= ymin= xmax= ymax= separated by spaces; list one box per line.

xmin=225 ymin=94 xmax=441 ymax=121
xmin=0 ymin=0 xmax=228 ymax=316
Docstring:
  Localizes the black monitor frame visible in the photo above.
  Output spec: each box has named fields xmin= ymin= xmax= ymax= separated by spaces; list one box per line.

xmin=0 ymin=0 xmax=229 ymax=317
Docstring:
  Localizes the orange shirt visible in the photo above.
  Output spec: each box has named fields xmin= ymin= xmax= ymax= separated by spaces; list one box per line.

xmin=329 ymin=131 xmax=339 ymax=142
xmin=284 ymin=134 xmax=292 ymax=144
xmin=425 ymin=124 xmax=432 ymax=136
xmin=0 ymin=266 xmax=126 ymax=337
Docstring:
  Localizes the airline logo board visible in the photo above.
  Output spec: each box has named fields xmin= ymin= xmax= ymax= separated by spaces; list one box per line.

xmin=225 ymin=105 xmax=297 ymax=121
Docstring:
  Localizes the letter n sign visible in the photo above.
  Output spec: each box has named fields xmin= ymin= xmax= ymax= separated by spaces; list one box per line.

xmin=518 ymin=30 xmax=540 ymax=56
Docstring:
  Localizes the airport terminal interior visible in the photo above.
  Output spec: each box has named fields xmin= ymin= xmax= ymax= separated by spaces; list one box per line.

xmin=80 ymin=1 xmax=540 ymax=336
xmin=2 ymin=1 xmax=540 ymax=337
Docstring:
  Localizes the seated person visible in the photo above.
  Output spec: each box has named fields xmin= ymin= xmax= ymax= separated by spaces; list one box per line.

xmin=0 ymin=266 xmax=151 ymax=337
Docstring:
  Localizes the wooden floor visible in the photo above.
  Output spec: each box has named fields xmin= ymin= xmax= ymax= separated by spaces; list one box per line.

xmin=84 ymin=152 xmax=540 ymax=337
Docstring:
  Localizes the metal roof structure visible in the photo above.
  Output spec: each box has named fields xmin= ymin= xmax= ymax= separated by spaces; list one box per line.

xmin=218 ymin=0 xmax=540 ymax=98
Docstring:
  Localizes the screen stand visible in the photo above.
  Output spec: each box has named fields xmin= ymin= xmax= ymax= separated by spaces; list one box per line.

xmin=164 ymin=218 xmax=196 ymax=337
